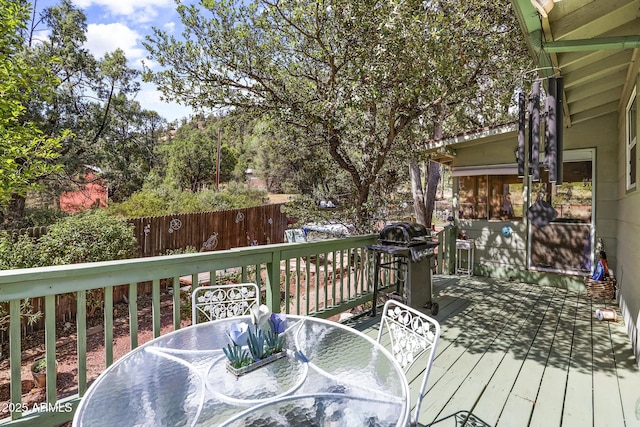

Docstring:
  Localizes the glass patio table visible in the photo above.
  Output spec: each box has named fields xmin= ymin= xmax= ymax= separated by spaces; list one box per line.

xmin=73 ymin=315 xmax=410 ymax=426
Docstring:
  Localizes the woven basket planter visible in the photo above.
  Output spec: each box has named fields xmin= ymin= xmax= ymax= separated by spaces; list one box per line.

xmin=584 ymin=277 xmax=616 ymax=300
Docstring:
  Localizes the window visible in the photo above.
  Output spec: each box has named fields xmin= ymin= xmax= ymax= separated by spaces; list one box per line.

xmin=458 ymin=175 xmax=523 ymax=220
xmin=627 ymin=87 xmax=637 ymax=191
xmin=529 ymin=159 xmax=593 ymax=274
xmin=531 ymin=160 xmax=593 ymax=223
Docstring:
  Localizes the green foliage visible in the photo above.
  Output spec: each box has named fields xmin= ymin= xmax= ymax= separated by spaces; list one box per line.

xmin=0 ymin=210 xmax=137 ymax=324
xmin=264 ymin=330 xmax=284 ymax=355
xmin=0 ymin=0 xmax=69 ymax=207
xmin=144 ymin=0 xmax=531 ymax=231
xmin=32 ymin=358 xmax=47 ymax=373
xmin=223 ymin=344 xmax=253 ymax=369
xmin=2 ymin=207 xmax=69 ymax=230
xmin=0 ymin=298 xmax=42 ymax=332
xmin=246 ymin=327 xmax=268 ymax=360
xmin=0 ymin=232 xmax=41 ymax=270
xmin=37 ymin=210 xmax=137 ymax=266
xmin=107 ymin=182 xmax=268 ymax=218
xmin=19 ymin=1 xmax=161 ymax=213
xmin=157 ymin=122 xmax=240 ymax=193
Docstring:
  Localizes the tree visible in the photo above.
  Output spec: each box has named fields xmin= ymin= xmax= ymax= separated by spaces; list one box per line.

xmin=16 ymin=1 xmax=157 ymax=212
xmin=0 ymin=0 xmax=68 ymax=215
xmin=96 ymin=95 xmax=165 ymax=202
xmin=144 ymin=0 xmax=530 ymax=231
xmin=159 ymin=124 xmax=238 ymax=192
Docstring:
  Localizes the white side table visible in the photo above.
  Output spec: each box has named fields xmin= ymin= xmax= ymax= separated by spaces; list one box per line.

xmin=456 ymin=239 xmax=475 ymax=275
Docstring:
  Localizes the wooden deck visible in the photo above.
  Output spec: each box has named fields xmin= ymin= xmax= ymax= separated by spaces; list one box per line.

xmin=347 ymin=275 xmax=640 ymax=427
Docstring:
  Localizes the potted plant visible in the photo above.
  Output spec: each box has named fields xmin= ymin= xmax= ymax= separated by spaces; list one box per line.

xmin=223 ymin=305 xmax=288 ymax=377
xmin=31 ymin=357 xmax=58 ymax=388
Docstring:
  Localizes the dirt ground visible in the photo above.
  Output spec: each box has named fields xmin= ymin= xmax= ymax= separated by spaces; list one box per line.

xmin=0 ymin=292 xmax=190 ymax=424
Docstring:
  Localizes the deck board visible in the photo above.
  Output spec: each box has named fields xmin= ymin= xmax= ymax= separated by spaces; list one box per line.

xmin=562 ymin=294 xmax=595 ymax=426
xmin=425 ymin=282 xmax=544 ymax=424
xmin=497 ymin=287 xmax=566 ymax=427
xmin=348 ymin=275 xmax=640 ymax=427
xmin=528 ymin=289 xmax=577 ymax=427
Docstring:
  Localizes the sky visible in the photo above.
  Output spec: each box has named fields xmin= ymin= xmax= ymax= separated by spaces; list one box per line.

xmin=32 ymin=0 xmax=195 ymax=123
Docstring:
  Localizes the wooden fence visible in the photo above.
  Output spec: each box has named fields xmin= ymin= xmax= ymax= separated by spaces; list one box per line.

xmin=130 ymin=203 xmax=288 ymax=257
xmin=1 ymin=204 xmax=289 ymax=341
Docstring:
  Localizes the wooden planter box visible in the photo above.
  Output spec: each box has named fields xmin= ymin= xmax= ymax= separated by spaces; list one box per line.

xmin=226 ymin=351 xmax=286 ymax=377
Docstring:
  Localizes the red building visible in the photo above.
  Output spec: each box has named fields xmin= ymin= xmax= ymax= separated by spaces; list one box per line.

xmin=59 ymin=167 xmax=107 ymax=213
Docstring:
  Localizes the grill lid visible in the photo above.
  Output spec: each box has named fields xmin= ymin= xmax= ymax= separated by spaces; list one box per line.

xmin=379 ymin=222 xmax=430 ymax=246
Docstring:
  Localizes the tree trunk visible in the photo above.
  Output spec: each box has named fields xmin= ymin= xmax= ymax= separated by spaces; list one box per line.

xmin=411 ymin=104 xmax=446 ymax=229
xmin=410 ymin=161 xmax=428 ymax=226
xmin=424 ymin=161 xmax=441 ymax=228
xmin=2 ymin=195 xmax=27 ymax=227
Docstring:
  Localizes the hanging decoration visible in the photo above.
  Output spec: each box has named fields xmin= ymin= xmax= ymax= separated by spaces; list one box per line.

xmin=202 ymin=232 xmax=219 ymax=251
xmin=168 ymin=218 xmax=182 ymax=233
xmin=517 ymin=92 xmax=526 ymax=178
xmin=515 ymin=73 xmax=564 ymax=185
xmin=555 ymin=77 xmax=564 ymax=185
xmin=531 ymin=80 xmax=541 ymax=182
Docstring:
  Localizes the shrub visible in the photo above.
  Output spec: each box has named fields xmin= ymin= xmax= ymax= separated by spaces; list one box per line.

xmin=8 ymin=207 xmax=69 ymax=229
xmin=0 ymin=232 xmax=41 ymax=269
xmin=38 ymin=210 xmax=137 ymax=265
xmin=0 ymin=211 xmax=138 ymax=329
xmin=107 ymin=181 xmax=269 ymax=218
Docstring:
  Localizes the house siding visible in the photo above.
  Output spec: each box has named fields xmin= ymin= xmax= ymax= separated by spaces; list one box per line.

xmin=617 ymin=73 xmax=640 ymax=365
xmin=449 ymin=113 xmax=617 ymax=290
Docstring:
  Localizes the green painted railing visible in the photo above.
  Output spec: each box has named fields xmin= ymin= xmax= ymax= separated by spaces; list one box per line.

xmin=0 ymin=230 xmax=451 ymax=426
xmin=0 ymin=235 xmax=381 ymax=425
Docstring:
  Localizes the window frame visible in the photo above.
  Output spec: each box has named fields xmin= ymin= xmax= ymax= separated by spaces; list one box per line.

xmin=626 ymin=86 xmax=637 ymax=192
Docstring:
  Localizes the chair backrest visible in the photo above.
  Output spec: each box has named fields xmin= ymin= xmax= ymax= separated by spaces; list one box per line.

xmin=377 ymin=300 xmax=441 ymax=426
xmin=191 ymin=283 xmax=260 ymax=324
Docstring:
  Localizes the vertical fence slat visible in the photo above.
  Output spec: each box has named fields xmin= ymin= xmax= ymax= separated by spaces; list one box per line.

xmin=284 ymin=259 xmax=291 ymax=314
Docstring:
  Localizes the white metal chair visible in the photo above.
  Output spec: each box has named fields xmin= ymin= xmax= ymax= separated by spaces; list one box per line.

xmin=191 ymin=283 xmax=260 ymax=324
xmin=377 ymin=299 xmax=441 ymax=427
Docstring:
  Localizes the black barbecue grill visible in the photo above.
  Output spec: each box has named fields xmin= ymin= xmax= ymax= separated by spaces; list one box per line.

xmin=366 ymin=222 xmax=439 ymax=316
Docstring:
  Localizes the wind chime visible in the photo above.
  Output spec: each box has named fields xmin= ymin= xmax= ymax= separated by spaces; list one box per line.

xmin=518 ymin=74 xmax=564 ymax=227
xmin=517 ymin=75 xmax=564 ymax=185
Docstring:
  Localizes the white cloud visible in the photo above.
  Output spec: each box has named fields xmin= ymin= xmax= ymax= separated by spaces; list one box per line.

xmin=60 ymin=0 xmax=193 ymax=121
xmin=85 ymin=23 xmax=145 ymax=61
xmin=74 ymin=0 xmax=174 ymax=17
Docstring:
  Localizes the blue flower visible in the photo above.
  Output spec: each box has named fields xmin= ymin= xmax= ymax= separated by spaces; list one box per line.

xmin=226 ymin=322 xmax=249 ymax=346
xmin=269 ymin=313 xmax=287 ymax=334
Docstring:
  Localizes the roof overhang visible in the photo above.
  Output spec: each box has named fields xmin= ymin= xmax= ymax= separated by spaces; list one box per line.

xmin=425 ymin=122 xmax=518 ymax=163
xmin=511 ymin=0 xmax=640 ymax=126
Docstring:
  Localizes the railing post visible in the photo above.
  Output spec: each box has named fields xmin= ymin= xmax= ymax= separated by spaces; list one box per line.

xmin=265 ymin=250 xmax=282 ymax=313
xmin=45 ymin=295 xmax=57 ymax=404
xmin=444 ymin=225 xmax=458 ymax=275
xmin=9 ymin=299 xmax=22 ymax=420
